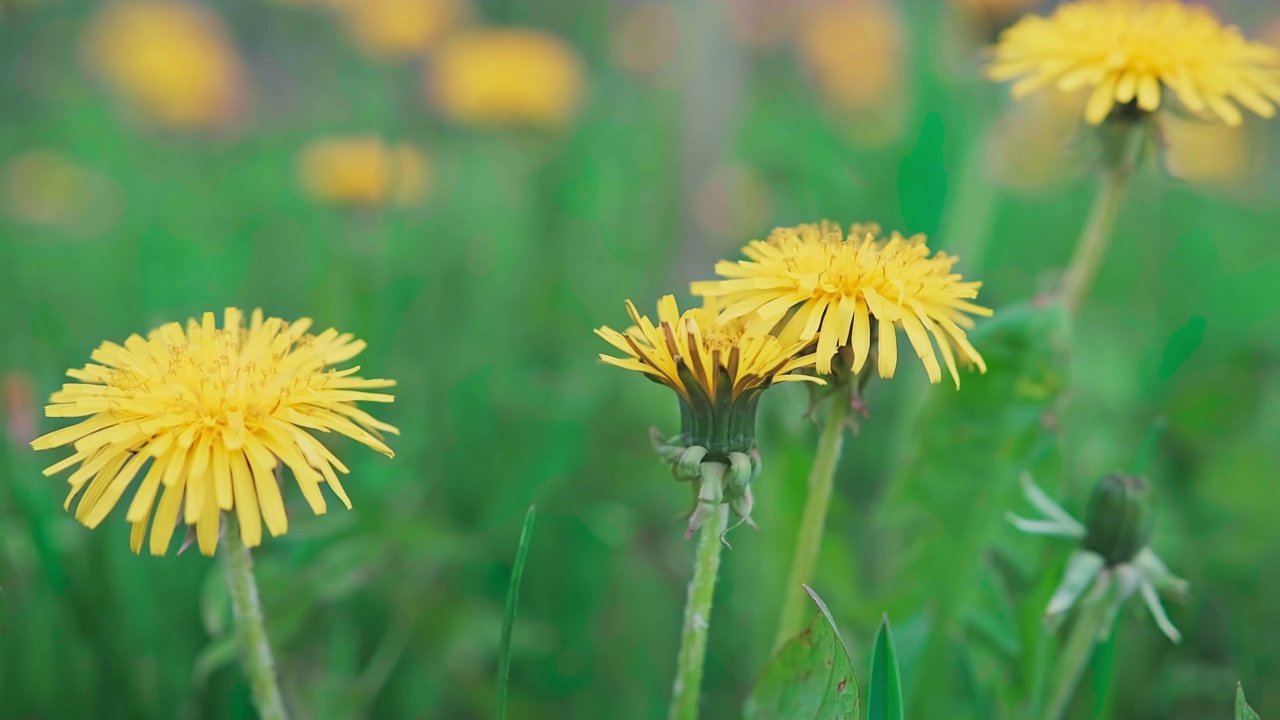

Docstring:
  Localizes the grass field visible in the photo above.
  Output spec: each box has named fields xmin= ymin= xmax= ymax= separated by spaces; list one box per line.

xmin=3 ymin=1 xmax=1280 ymax=718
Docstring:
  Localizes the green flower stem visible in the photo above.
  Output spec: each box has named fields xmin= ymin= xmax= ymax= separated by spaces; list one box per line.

xmin=223 ymin=518 xmax=289 ymax=720
xmin=1060 ymin=124 xmax=1143 ymax=317
xmin=1044 ymin=596 xmax=1109 ymax=720
xmin=668 ymin=462 xmax=730 ymax=720
xmin=773 ymin=394 xmax=849 ymax=653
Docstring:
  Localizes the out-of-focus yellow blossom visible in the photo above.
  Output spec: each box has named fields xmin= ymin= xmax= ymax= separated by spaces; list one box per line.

xmin=427 ymin=29 xmax=586 ymax=128
xmin=83 ymin=0 xmax=248 ymax=131
xmin=0 ymin=150 xmax=123 ymax=238
xmin=30 ymin=309 xmax=397 ymax=556
xmin=796 ymin=0 xmax=906 ymax=111
xmin=692 ymin=222 xmax=992 ymax=384
xmin=297 ymin=137 xmax=430 ymax=207
xmin=989 ymin=0 xmax=1280 ymax=126
xmin=336 ymin=0 xmax=466 ymax=61
xmin=1157 ymin=114 xmax=1252 ymax=185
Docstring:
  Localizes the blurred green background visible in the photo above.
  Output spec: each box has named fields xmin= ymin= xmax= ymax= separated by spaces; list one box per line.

xmin=3 ymin=0 xmax=1280 ymax=718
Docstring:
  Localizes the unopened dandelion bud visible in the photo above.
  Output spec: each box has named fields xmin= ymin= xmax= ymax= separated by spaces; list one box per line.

xmin=1083 ymin=473 xmax=1154 ymax=567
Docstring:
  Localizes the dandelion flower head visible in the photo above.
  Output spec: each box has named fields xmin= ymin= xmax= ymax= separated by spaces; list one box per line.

xmin=595 ymin=295 xmax=822 ymax=406
xmin=31 ymin=309 xmax=398 ymax=556
xmin=427 ymin=29 xmax=586 ymax=128
xmin=691 ymin=222 xmax=992 ymax=385
xmin=83 ymin=0 xmax=247 ymax=130
xmin=987 ymin=0 xmax=1280 ymax=126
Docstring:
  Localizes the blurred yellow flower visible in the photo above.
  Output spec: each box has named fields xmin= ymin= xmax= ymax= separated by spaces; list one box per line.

xmin=0 ymin=150 xmax=122 ymax=236
xmin=297 ymin=136 xmax=430 ymax=207
xmin=796 ymin=0 xmax=906 ymax=111
xmin=31 ymin=309 xmax=398 ymax=556
xmin=1157 ymin=114 xmax=1251 ymax=185
xmin=988 ymin=0 xmax=1280 ymax=126
xmin=692 ymin=223 xmax=992 ymax=384
xmin=596 ymin=296 xmax=821 ymax=407
xmin=83 ymin=0 xmax=247 ymax=131
xmin=427 ymin=28 xmax=586 ymax=128
xmin=336 ymin=0 xmax=465 ymax=61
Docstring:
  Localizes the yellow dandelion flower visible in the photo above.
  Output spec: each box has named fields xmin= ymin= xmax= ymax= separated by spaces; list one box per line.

xmin=336 ymin=0 xmax=466 ymax=61
xmin=596 ymin=296 xmax=821 ymax=455
xmin=691 ymin=222 xmax=992 ymax=385
xmin=297 ymin=136 xmax=430 ymax=207
xmin=30 ymin=309 xmax=398 ymax=557
xmin=597 ymin=296 xmax=820 ymax=404
xmin=427 ymin=29 xmax=586 ymax=128
xmin=988 ymin=0 xmax=1280 ymax=127
xmin=83 ymin=0 xmax=247 ymax=131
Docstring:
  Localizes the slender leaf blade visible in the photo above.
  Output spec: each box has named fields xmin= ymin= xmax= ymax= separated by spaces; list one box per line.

xmin=867 ymin=615 xmax=905 ymax=720
xmin=496 ymin=505 xmax=536 ymax=720
xmin=1236 ymin=683 xmax=1260 ymax=720
xmin=745 ymin=586 xmax=859 ymax=720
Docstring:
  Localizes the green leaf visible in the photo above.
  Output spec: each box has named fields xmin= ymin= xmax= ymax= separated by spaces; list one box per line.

xmin=880 ymin=300 xmax=1070 ymax=715
xmin=496 ymin=505 xmax=537 ymax=720
xmin=745 ymin=586 xmax=860 ymax=720
xmin=1236 ymin=683 xmax=1260 ymax=720
xmin=191 ymin=636 xmax=239 ymax=688
xmin=867 ymin=615 xmax=905 ymax=720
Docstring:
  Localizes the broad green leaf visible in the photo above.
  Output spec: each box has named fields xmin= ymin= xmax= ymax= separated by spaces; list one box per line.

xmin=745 ymin=586 xmax=859 ymax=720
xmin=867 ymin=616 xmax=904 ymax=720
xmin=1236 ymin=683 xmax=1260 ymax=720
xmin=496 ymin=505 xmax=537 ymax=720
xmin=880 ymin=300 xmax=1070 ymax=716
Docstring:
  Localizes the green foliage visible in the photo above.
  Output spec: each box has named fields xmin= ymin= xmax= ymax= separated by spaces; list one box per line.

xmin=2 ymin=0 xmax=1280 ymax=718
xmin=867 ymin=616 xmax=904 ymax=720
xmin=877 ymin=300 xmax=1069 ymax=718
xmin=745 ymin=587 xmax=859 ymax=720
xmin=496 ymin=506 xmax=536 ymax=720
xmin=1237 ymin=684 xmax=1261 ymax=720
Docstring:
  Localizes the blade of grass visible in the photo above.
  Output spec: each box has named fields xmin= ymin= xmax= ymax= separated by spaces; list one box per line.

xmin=496 ymin=505 xmax=537 ymax=720
xmin=867 ymin=615 xmax=904 ymax=720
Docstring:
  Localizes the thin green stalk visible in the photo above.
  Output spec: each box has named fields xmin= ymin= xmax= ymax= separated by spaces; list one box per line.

xmin=668 ymin=463 xmax=730 ymax=720
xmin=773 ymin=395 xmax=849 ymax=652
xmin=1060 ymin=125 xmax=1143 ymax=317
xmin=1043 ymin=598 xmax=1109 ymax=720
xmin=1026 ymin=623 xmax=1057 ymax=720
xmin=223 ymin=518 xmax=288 ymax=720
xmin=496 ymin=506 xmax=537 ymax=720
